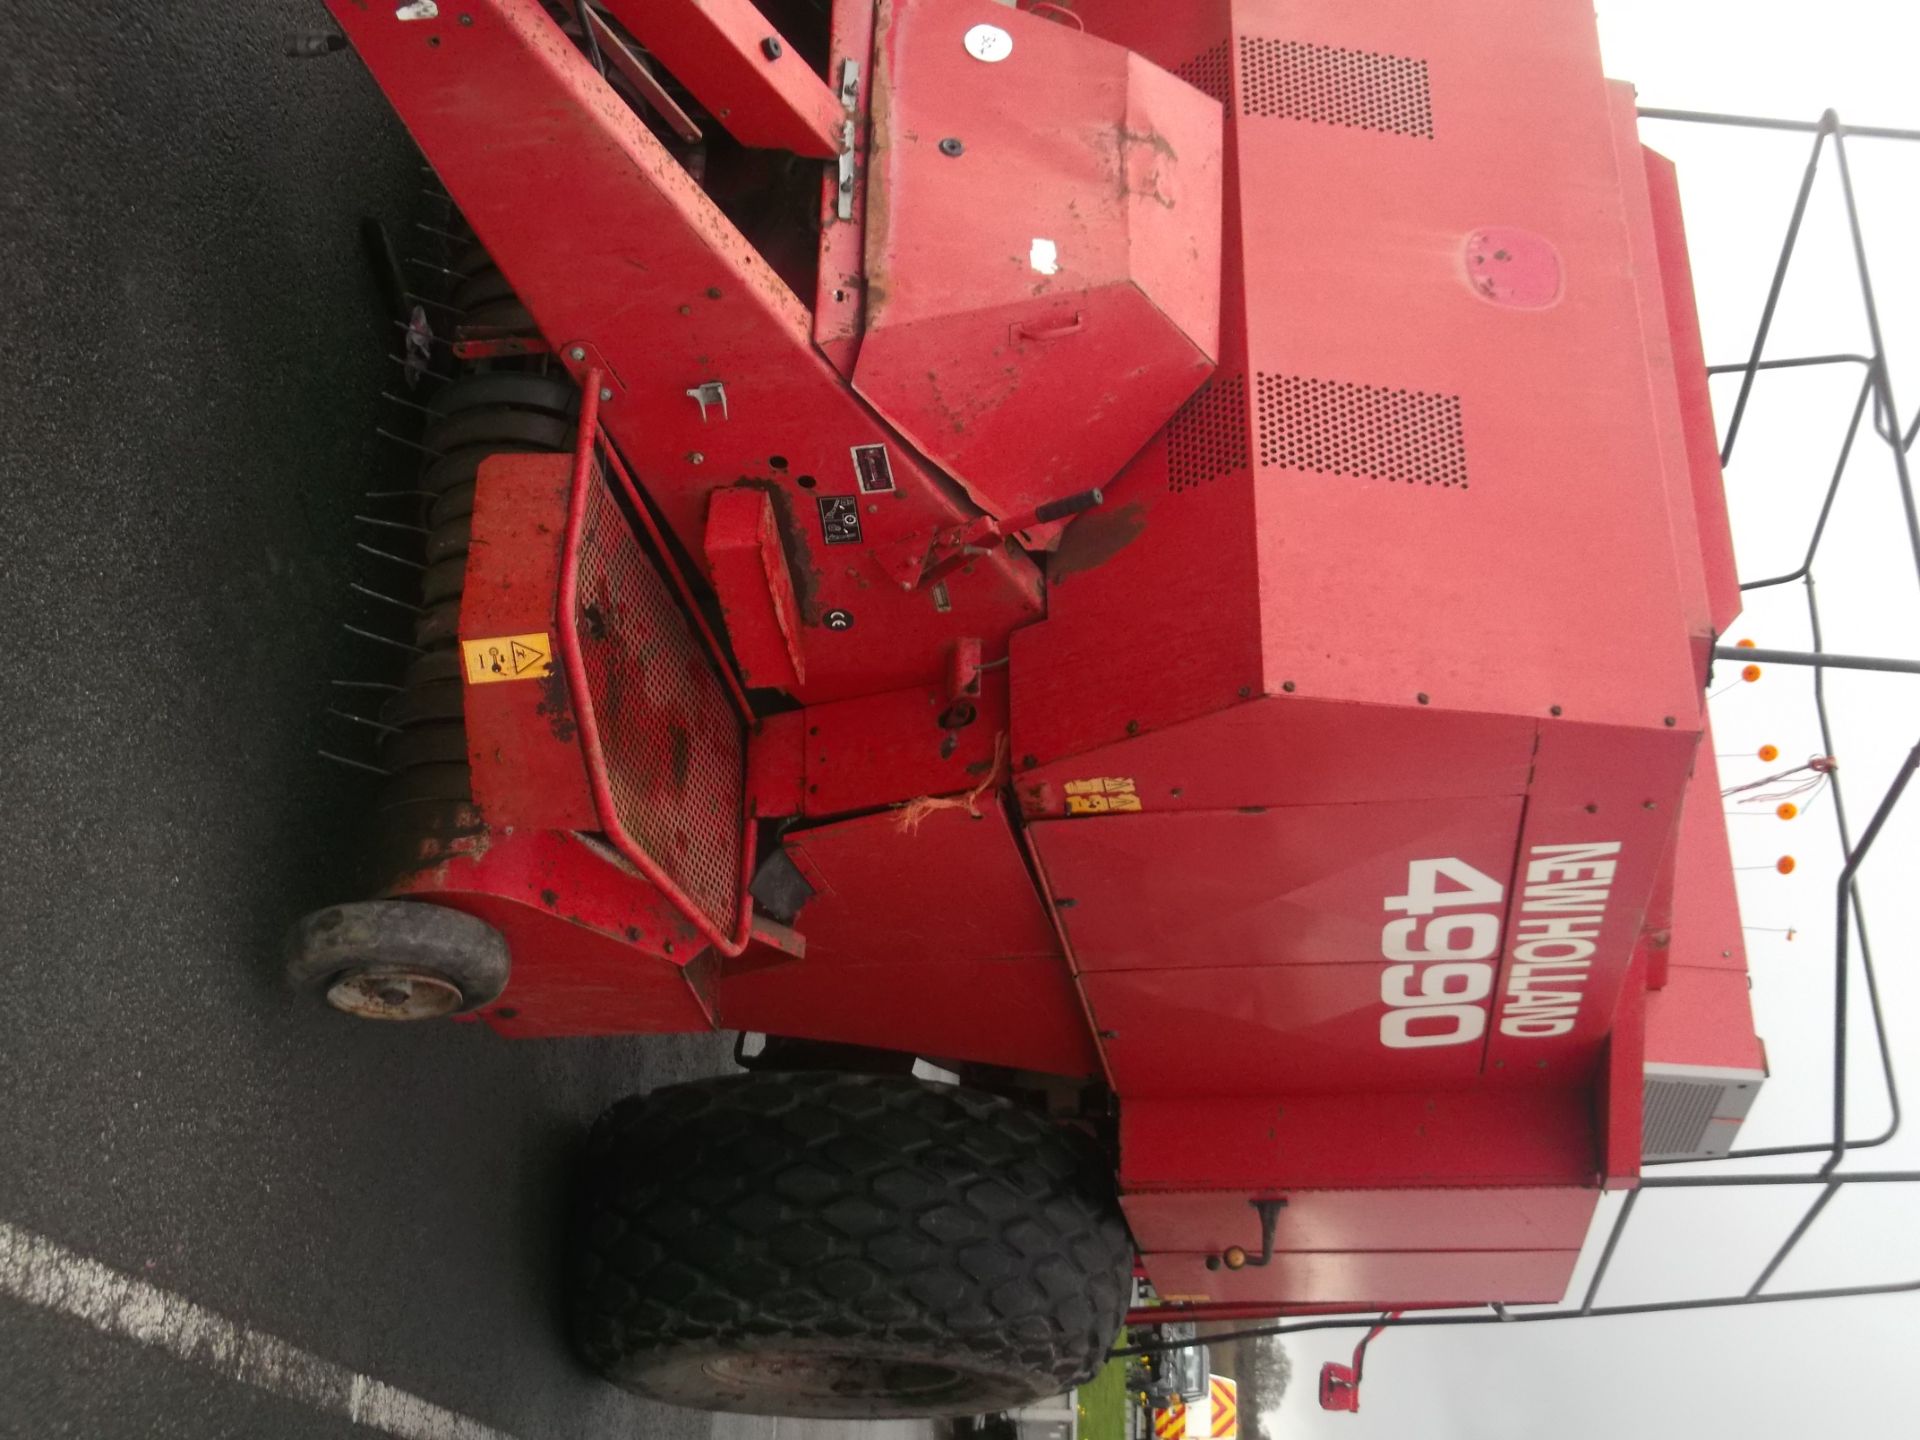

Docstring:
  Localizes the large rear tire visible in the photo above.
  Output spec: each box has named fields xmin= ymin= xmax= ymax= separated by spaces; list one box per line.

xmin=569 ymin=1073 xmax=1132 ymax=1418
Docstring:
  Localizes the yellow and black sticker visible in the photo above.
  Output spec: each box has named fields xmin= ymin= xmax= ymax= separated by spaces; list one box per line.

xmin=1064 ymin=776 xmax=1141 ymax=816
xmin=461 ymin=633 xmax=554 ymax=685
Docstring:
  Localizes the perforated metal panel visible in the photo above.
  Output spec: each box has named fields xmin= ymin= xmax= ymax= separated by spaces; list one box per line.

xmin=572 ymin=470 xmax=746 ymax=941
xmin=1237 ymin=38 xmax=1433 ymax=138
xmin=1167 ymin=374 xmax=1249 ymax=492
xmin=1175 ymin=40 xmax=1232 ymax=105
xmin=1256 ymin=374 xmax=1468 ymax=488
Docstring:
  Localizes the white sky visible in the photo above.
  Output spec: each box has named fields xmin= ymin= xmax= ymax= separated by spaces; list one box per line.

xmin=1273 ymin=3 xmax=1920 ymax=1435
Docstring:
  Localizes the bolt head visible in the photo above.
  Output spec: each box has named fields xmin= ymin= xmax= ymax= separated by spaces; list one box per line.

xmin=567 ymin=345 xmax=586 ymax=361
xmin=939 ymin=137 xmax=965 ymax=157
xmin=760 ymin=35 xmax=783 ymax=60
xmin=599 ymin=387 xmax=613 ymax=401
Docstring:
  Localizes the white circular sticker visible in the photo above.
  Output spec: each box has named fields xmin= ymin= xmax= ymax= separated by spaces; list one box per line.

xmin=963 ymin=24 xmax=1013 ymax=63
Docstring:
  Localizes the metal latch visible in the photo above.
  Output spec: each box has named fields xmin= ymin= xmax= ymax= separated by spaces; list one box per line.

xmin=836 ymin=59 xmax=860 ymax=221
xmin=685 ymin=381 xmax=729 ymax=422
xmin=1207 ymin=1198 xmax=1288 ymax=1271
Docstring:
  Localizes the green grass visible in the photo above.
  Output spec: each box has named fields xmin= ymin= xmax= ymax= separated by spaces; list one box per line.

xmin=1076 ymin=1351 xmax=1134 ymax=1440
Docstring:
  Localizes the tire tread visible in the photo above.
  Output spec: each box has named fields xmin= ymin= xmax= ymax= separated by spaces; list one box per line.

xmin=570 ymin=1073 xmax=1131 ymax=1418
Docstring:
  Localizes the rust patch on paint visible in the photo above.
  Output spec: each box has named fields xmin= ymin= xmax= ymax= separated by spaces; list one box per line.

xmin=535 ymin=667 xmax=578 ymax=743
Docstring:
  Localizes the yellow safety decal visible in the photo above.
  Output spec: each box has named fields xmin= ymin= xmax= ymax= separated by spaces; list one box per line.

xmin=1064 ymin=776 xmax=1141 ymax=816
xmin=461 ymin=633 xmax=555 ymax=685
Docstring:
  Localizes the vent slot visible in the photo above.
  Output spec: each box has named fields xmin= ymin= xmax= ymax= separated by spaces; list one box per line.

xmin=1643 ymin=1078 xmax=1725 ymax=1159
xmin=1166 ymin=374 xmax=1249 ymax=492
xmin=1255 ymin=374 xmax=1467 ymax=488
xmin=1175 ymin=40 xmax=1232 ymax=105
xmin=1238 ymin=38 xmax=1433 ymax=138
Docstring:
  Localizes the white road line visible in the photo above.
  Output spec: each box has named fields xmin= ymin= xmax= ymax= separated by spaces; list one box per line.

xmin=0 ymin=1218 xmax=519 ymax=1440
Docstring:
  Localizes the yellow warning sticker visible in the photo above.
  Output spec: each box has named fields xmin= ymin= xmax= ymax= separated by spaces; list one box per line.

xmin=461 ymin=633 xmax=554 ymax=685
xmin=1063 ymin=776 xmax=1141 ymax=816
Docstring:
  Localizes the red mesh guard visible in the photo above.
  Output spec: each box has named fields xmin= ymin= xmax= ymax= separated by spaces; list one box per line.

xmin=568 ymin=462 xmax=749 ymax=951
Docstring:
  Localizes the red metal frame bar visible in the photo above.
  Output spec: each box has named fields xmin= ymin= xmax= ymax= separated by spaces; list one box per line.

xmin=599 ymin=0 xmax=843 ymax=158
xmin=557 ymin=369 xmax=756 ymax=958
xmin=1125 ymin=1298 xmax=1441 ymax=1329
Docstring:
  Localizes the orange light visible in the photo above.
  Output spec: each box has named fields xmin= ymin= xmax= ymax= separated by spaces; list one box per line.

xmin=1787 ymin=929 xmax=1797 ymax=942
xmin=1742 ymin=664 xmax=1763 ymax=683
xmin=1776 ymin=856 xmax=1797 ymax=875
xmin=1758 ymin=744 xmax=1779 ymax=762
xmin=1736 ymin=638 xmax=1757 ymax=649
xmin=1777 ymin=802 xmax=1798 ymax=820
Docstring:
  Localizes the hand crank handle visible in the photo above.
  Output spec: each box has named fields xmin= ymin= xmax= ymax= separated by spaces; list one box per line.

xmin=1207 ymin=1198 xmax=1288 ymax=1271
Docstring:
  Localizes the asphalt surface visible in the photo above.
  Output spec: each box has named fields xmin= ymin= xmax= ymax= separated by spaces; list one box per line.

xmin=0 ymin=5 xmax=746 ymax=1436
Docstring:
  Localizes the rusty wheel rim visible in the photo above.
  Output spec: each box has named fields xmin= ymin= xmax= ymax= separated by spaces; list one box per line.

xmin=324 ymin=967 xmax=464 ymax=1021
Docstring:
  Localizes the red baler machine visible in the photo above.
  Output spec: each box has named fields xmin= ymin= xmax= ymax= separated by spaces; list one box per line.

xmin=286 ymin=0 xmax=1920 ymax=1419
